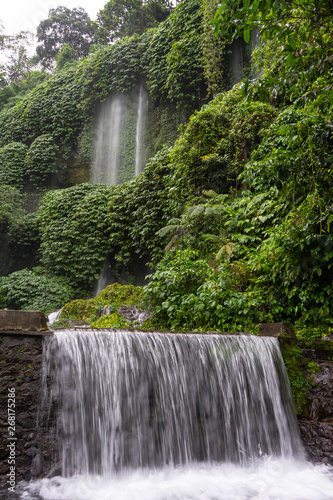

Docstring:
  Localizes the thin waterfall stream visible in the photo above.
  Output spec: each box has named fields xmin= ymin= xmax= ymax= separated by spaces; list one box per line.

xmin=135 ymin=87 xmax=148 ymax=177
xmin=18 ymin=330 xmax=333 ymax=500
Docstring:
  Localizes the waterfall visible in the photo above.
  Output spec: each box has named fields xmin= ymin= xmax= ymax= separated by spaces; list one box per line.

xmin=92 ymin=94 xmax=125 ymax=185
xmin=135 ymin=87 xmax=148 ymax=177
xmin=20 ymin=329 xmax=333 ymax=499
xmin=41 ymin=331 xmax=304 ymax=477
xmin=92 ymin=87 xmax=148 ymax=186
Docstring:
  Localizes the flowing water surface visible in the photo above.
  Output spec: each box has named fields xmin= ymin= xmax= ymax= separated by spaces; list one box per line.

xmin=13 ymin=330 xmax=333 ymax=499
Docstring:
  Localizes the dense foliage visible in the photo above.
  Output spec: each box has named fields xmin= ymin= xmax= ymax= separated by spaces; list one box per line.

xmin=0 ymin=0 xmax=332 ymax=342
xmin=0 ymin=184 xmax=23 ymax=233
xmin=37 ymin=183 xmax=113 ymax=293
xmin=93 ymin=0 xmax=172 ymax=44
xmin=0 ymin=142 xmax=28 ymax=189
xmin=146 ymin=0 xmax=205 ymax=111
xmin=58 ymin=283 xmax=143 ymax=325
xmin=0 ymin=0 xmax=210 ymax=188
xmin=25 ymin=134 xmax=60 ymax=188
xmin=0 ymin=268 xmax=74 ymax=314
xmin=36 ymin=7 xmax=96 ymax=69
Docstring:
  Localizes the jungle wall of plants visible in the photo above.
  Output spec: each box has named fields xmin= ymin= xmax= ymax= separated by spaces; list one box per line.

xmin=0 ymin=0 xmax=210 ymax=192
xmin=0 ymin=0 xmax=332 ymax=340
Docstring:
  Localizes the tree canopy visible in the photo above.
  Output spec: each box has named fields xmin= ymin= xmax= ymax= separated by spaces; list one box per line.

xmin=94 ymin=0 xmax=172 ymax=44
xmin=36 ymin=6 xmax=95 ymax=69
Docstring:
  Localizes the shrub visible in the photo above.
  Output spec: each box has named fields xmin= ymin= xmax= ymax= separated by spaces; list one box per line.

xmin=25 ymin=134 xmax=60 ymax=187
xmin=90 ymin=313 xmax=132 ymax=329
xmin=0 ymin=142 xmax=28 ymax=190
xmin=38 ymin=183 xmax=113 ymax=293
xmin=0 ymin=268 xmax=75 ymax=314
xmin=0 ymin=184 xmax=23 ymax=233
xmin=60 ymin=283 xmax=143 ymax=324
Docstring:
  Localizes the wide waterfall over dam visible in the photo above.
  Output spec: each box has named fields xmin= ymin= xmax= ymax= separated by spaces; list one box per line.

xmin=17 ymin=330 xmax=333 ymax=500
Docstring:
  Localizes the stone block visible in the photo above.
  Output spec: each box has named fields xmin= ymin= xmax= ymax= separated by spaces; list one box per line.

xmin=258 ymin=322 xmax=296 ymax=339
xmin=0 ymin=310 xmax=48 ymax=332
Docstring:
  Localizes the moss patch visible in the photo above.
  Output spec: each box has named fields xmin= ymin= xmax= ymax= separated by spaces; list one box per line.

xmin=57 ymin=283 xmax=143 ymax=325
xmin=279 ymin=339 xmax=309 ymax=416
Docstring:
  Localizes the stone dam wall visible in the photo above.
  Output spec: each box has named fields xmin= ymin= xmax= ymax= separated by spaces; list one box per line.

xmin=0 ymin=318 xmax=332 ymax=489
xmin=297 ymin=339 xmax=333 ymax=464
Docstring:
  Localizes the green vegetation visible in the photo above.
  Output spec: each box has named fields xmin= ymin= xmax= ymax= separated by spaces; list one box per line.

xmin=36 ymin=7 xmax=96 ymax=69
xmin=279 ymin=340 xmax=309 ymax=415
xmin=93 ymin=0 xmax=172 ymax=44
xmin=0 ymin=0 xmax=332 ymax=343
xmin=37 ymin=183 xmax=113 ymax=293
xmin=57 ymin=283 xmax=142 ymax=326
xmin=0 ymin=268 xmax=74 ymax=314
xmin=90 ymin=313 xmax=132 ymax=329
xmin=24 ymin=134 xmax=60 ymax=188
xmin=0 ymin=142 xmax=28 ymax=189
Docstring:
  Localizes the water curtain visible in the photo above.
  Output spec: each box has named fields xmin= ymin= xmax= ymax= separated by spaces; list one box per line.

xmin=41 ymin=330 xmax=304 ymax=477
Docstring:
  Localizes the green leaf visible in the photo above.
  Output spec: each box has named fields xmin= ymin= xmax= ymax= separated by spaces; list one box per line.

xmin=243 ymin=29 xmax=250 ymax=43
xmin=288 ymin=35 xmax=296 ymax=51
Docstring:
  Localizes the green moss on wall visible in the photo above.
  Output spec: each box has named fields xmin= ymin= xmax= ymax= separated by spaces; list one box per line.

xmin=279 ymin=339 xmax=309 ymax=416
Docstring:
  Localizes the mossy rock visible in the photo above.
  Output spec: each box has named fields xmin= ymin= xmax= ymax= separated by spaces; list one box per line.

xmin=90 ymin=313 xmax=132 ymax=329
xmin=59 ymin=283 xmax=143 ymax=324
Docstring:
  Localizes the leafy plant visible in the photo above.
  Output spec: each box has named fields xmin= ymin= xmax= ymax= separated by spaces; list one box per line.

xmin=25 ymin=134 xmax=60 ymax=187
xmin=36 ymin=6 xmax=95 ymax=69
xmin=0 ymin=184 xmax=23 ymax=232
xmin=60 ymin=283 xmax=143 ymax=324
xmin=0 ymin=142 xmax=28 ymax=189
xmin=90 ymin=313 xmax=132 ymax=329
xmin=8 ymin=211 xmax=41 ymax=272
xmin=37 ymin=183 xmax=113 ymax=293
xmin=212 ymin=0 xmax=333 ymax=104
xmin=0 ymin=267 xmax=75 ymax=314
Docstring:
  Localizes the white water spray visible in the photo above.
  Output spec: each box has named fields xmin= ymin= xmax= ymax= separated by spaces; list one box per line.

xmin=92 ymin=94 xmax=124 ymax=185
xmin=92 ymin=87 xmax=148 ymax=186
xmin=135 ymin=87 xmax=148 ymax=177
xmin=17 ymin=330 xmax=333 ymax=500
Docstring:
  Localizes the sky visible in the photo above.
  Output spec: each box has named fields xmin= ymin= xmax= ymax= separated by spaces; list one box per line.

xmin=1 ymin=0 xmax=108 ymax=36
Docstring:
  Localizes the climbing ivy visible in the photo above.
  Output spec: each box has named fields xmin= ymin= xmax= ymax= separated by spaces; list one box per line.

xmin=0 ymin=267 xmax=75 ymax=314
xmin=0 ymin=184 xmax=23 ymax=233
xmin=107 ymin=146 xmax=175 ymax=271
xmin=25 ymin=134 xmax=61 ymax=188
xmin=202 ymin=0 xmax=225 ymax=96
xmin=37 ymin=183 xmax=113 ymax=293
xmin=0 ymin=142 xmax=28 ymax=190
xmin=146 ymin=0 xmax=205 ymax=111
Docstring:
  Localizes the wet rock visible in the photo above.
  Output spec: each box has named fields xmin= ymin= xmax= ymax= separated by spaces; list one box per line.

xmin=299 ymin=421 xmax=333 ymax=464
xmin=31 ymin=454 xmax=44 ymax=477
xmin=26 ymin=447 xmax=37 ymax=458
xmin=116 ymin=305 xmax=151 ymax=326
xmin=298 ymin=353 xmax=333 ymax=465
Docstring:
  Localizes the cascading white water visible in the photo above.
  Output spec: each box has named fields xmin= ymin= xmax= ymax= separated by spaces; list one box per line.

xmin=42 ymin=331 xmax=303 ymax=475
xmin=135 ymin=87 xmax=148 ymax=177
xmin=92 ymin=95 xmax=125 ymax=185
xmin=92 ymin=87 xmax=148 ymax=186
xmin=18 ymin=330 xmax=333 ymax=500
